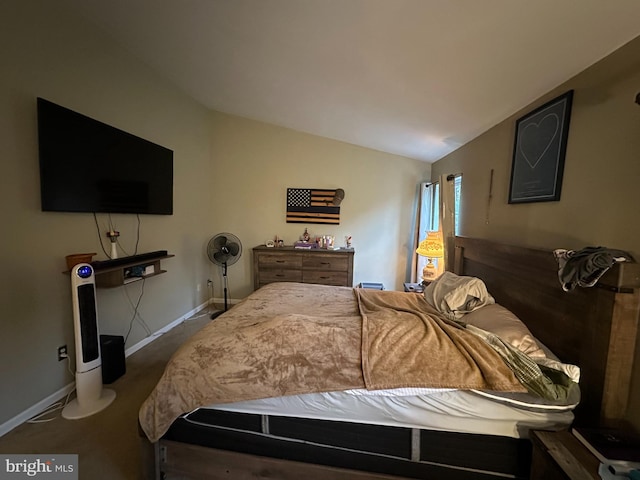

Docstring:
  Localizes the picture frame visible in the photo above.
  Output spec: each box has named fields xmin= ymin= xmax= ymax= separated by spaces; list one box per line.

xmin=508 ymin=90 xmax=574 ymax=204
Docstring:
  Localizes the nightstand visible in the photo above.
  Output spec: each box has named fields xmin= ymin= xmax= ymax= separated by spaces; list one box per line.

xmin=530 ymin=430 xmax=600 ymax=480
xmin=403 ymin=282 xmax=426 ymax=293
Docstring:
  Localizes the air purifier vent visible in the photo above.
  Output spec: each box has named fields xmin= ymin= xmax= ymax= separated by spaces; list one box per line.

xmin=77 ymin=284 xmax=99 ymax=363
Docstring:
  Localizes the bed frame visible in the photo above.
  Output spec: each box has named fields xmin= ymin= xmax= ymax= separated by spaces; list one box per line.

xmin=141 ymin=236 xmax=639 ymax=480
xmin=453 ymin=236 xmax=639 ymax=425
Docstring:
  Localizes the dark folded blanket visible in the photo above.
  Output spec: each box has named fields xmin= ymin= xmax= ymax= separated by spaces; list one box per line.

xmin=554 ymin=246 xmax=633 ymax=292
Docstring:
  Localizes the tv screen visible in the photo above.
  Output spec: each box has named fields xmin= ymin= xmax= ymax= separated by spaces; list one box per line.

xmin=37 ymin=97 xmax=173 ymax=215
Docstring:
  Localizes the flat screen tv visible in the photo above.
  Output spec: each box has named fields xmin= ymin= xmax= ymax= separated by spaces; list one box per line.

xmin=37 ymin=97 xmax=173 ymax=215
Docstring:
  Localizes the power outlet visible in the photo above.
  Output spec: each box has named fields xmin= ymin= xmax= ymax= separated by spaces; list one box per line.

xmin=57 ymin=345 xmax=68 ymax=361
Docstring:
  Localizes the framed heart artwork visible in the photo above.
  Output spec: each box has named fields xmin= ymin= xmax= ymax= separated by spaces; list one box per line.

xmin=508 ymin=90 xmax=574 ymax=203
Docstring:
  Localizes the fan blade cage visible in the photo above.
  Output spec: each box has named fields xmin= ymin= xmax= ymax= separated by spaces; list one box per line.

xmin=213 ymin=251 xmax=230 ymax=264
xmin=226 ymin=242 xmax=240 ymax=256
xmin=213 ymin=235 xmax=228 ymax=250
xmin=207 ymin=233 xmax=243 ymax=266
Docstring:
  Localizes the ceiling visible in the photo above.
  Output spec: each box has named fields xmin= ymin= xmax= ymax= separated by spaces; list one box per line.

xmin=58 ymin=0 xmax=640 ymax=163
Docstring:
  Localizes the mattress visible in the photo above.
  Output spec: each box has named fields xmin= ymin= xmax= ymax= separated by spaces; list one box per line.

xmin=165 ymin=388 xmax=574 ymax=479
xmin=168 ymin=391 xmax=543 ymax=480
xmin=199 ymin=387 xmax=575 ymax=439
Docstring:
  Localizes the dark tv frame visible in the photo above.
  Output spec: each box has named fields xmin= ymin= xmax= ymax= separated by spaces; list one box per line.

xmin=37 ymin=97 xmax=174 ymax=215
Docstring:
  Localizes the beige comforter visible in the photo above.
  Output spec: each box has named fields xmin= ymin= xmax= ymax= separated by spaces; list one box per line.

xmin=139 ymin=283 xmax=525 ymax=442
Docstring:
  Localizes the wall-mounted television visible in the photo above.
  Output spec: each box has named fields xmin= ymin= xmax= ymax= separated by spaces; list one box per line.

xmin=37 ymin=97 xmax=173 ymax=215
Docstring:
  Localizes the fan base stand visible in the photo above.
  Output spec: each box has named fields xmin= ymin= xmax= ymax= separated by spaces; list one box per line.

xmin=210 ymin=310 xmax=224 ymax=320
xmin=62 ymin=368 xmax=116 ymax=419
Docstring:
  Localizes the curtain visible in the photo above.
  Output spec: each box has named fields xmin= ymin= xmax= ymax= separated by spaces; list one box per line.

xmin=439 ymin=174 xmax=456 ymax=272
xmin=413 ymin=182 xmax=435 ymax=282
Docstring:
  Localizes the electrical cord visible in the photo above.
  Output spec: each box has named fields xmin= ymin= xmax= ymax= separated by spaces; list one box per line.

xmin=93 ymin=213 xmax=111 ymax=258
xmin=26 ymin=390 xmax=74 ymax=424
xmin=124 ymin=277 xmax=146 ymax=345
xmin=93 ymin=213 xmax=141 ymax=259
xmin=190 ymin=310 xmax=213 ymax=320
xmin=27 ymin=356 xmax=75 ymax=424
xmin=207 ymin=280 xmax=217 ymax=313
xmin=124 ymin=278 xmax=152 ymax=336
xmin=117 ymin=214 xmax=141 ymax=257
xmin=134 ymin=213 xmax=140 ymax=254
xmin=65 ymin=354 xmax=74 ymax=377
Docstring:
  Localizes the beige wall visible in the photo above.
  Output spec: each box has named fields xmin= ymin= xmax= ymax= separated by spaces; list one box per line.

xmin=432 ymin=35 xmax=640 ymax=428
xmin=208 ymin=111 xmax=430 ymax=300
xmin=0 ymin=3 xmax=429 ymax=429
xmin=0 ymin=3 xmax=213 ymax=426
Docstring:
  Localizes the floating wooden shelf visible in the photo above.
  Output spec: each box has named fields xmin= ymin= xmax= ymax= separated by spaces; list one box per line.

xmin=64 ymin=253 xmax=174 ymax=288
xmin=94 ymin=254 xmax=174 ymax=288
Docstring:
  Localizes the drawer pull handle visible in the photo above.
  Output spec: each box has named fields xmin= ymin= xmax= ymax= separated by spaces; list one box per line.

xmin=276 ymin=260 xmax=285 ymax=263
xmin=320 ymin=262 xmax=330 ymax=265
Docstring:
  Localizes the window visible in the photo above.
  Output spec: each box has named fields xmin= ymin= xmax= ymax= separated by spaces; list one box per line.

xmin=417 ymin=182 xmax=439 ymax=234
xmin=414 ymin=174 xmax=462 ymax=281
xmin=453 ymin=174 xmax=462 ymax=236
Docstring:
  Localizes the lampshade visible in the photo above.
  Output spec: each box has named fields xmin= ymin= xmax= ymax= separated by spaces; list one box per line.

xmin=416 ymin=231 xmax=444 ymax=258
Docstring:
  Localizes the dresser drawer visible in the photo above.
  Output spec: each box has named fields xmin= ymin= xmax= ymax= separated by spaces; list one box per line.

xmin=259 ymin=269 xmax=302 ymax=284
xmin=303 ymin=270 xmax=349 ymax=286
xmin=302 ymin=255 xmax=349 ymax=271
xmin=258 ymin=253 xmax=303 ymax=269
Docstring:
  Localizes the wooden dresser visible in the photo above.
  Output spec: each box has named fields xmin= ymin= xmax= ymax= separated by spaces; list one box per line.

xmin=253 ymin=246 xmax=354 ymax=290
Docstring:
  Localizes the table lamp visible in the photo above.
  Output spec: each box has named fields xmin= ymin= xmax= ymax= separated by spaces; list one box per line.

xmin=416 ymin=231 xmax=444 ymax=283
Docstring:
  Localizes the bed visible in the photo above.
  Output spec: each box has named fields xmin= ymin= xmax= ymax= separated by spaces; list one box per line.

xmin=139 ymin=236 xmax=640 ymax=480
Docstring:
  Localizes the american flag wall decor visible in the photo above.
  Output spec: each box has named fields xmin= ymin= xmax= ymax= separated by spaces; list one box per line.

xmin=286 ymin=188 xmax=341 ymax=224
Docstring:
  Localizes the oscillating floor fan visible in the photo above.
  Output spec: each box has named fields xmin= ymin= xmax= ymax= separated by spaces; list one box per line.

xmin=207 ymin=233 xmax=242 ymax=319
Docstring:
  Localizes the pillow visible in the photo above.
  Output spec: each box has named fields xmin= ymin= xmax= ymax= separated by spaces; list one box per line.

xmin=423 ymin=271 xmax=494 ymax=319
xmin=461 ymin=303 xmax=545 ymax=358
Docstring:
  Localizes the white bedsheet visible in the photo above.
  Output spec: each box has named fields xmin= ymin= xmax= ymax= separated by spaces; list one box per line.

xmin=203 ymin=388 xmax=574 ymax=439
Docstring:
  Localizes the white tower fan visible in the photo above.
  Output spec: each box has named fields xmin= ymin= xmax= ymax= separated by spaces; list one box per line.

xmin=62 ymin=263 xmax=116 ymax=419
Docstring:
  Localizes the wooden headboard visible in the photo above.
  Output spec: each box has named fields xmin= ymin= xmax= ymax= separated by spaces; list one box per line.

xmin=453 ymin=236 xmax=640 ymax=426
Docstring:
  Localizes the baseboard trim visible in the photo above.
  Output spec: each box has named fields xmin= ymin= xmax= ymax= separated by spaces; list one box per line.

xmin=124 ymin=299 xmax=210 ymax=357
xmin=0 ymin=300 xmax=211 ymax=438
xmin=0 ymin=383 xmax=76 ymax=438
